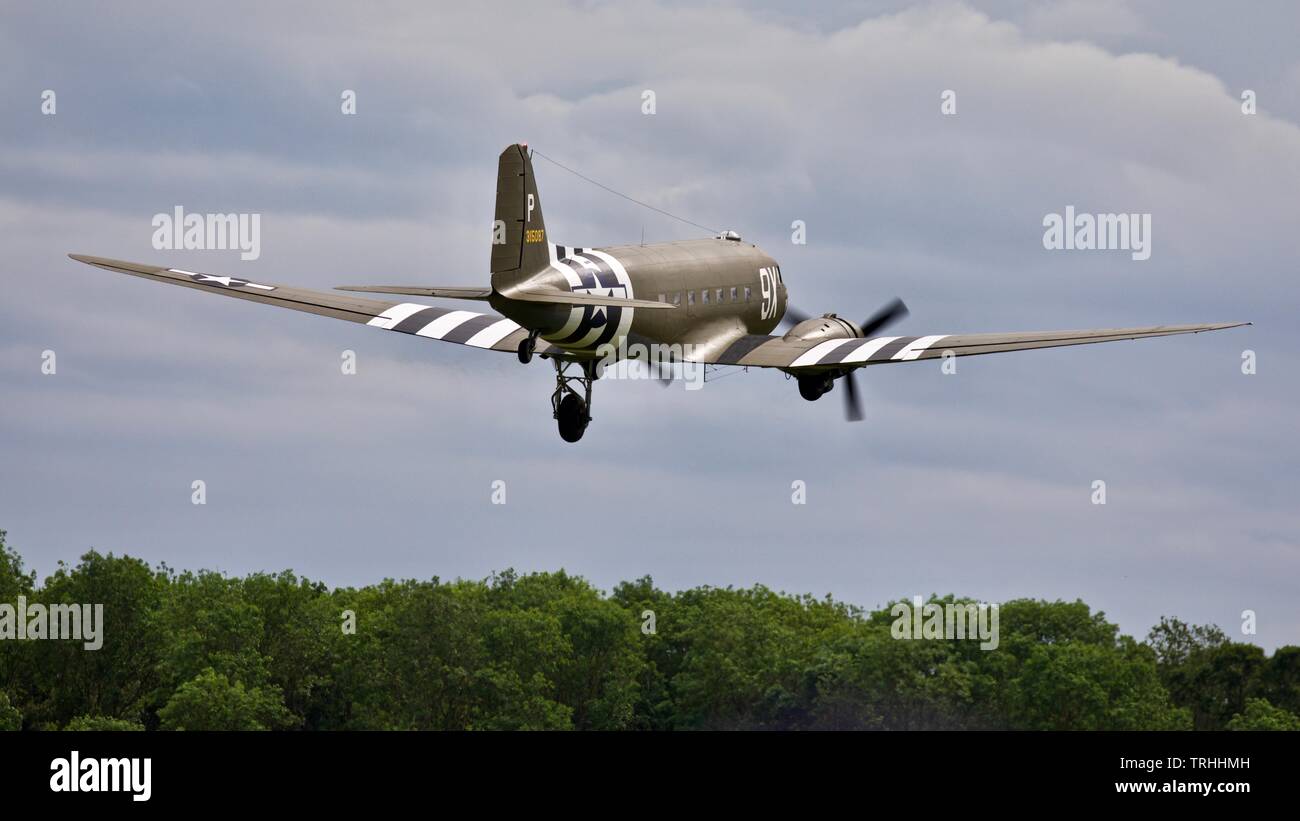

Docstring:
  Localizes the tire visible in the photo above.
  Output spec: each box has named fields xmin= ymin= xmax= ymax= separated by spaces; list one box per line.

xmin=798 ymin=376 xmax=828 ymax=402
xmin=557 ymin=393 xmax=588 ymax=442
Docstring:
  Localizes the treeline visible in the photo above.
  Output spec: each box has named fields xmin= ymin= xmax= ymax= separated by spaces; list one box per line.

xmin=0 ymin=530 xmax=1296 ymax=731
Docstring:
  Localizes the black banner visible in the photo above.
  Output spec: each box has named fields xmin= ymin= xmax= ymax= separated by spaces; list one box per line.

xmin=0 ymin=730 xmax=1285 ymax=807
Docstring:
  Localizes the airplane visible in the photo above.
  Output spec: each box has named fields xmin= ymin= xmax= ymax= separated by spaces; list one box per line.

xmin=70 ymin=143 xmax=1248 ymax=442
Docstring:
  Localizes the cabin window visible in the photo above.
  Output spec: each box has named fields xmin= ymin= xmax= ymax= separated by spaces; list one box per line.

xmin=730 ymin=286 xmax=738 ymax=301
xmin=716 ymin=288 xmax=724 ymax=303
xmin=658 ymin=293 xmax=666 ymax=303
xmin=672 ymin=292 xmax=681 ymax=305
xmin=701 ymin=288 xmax=709 ymax=305
xmin=688 ymin=290 xmax=695 ymax=306
xmin=743 ymin=286 xmax=751 ymax=302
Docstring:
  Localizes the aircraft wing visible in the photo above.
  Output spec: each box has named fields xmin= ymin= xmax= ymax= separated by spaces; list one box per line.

xmin=67 ymin=255 xmax=552 ymax=355
xmin=705 ymin=323 xmax=1250 ymax=369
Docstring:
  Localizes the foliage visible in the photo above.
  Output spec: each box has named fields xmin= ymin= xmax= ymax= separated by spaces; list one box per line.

xmin=0 ymin=530 xmax=1292 ymax=730
xmin=1147 ymin=617 xmax=1269 ymax=730
xmin=64 ymin=714 xmax=145 ymax=731
xmin=1226 ymin=698 xmax=1300 ymax=731
xmin=0 ymin=690 xmax=20 ymax=731
xmin=159 ymin=668 xmax=297 ymax=731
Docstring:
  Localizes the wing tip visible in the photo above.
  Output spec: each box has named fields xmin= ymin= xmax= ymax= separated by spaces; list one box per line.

xmin=66 ymin=254 xmax=156 ymax=275
xmin=1193 ymin=321 xmax=1251 ymax=331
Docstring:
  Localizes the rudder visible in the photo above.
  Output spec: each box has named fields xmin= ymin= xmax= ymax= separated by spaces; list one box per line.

xmin=491 ymin=143 xmax=549 ymax=289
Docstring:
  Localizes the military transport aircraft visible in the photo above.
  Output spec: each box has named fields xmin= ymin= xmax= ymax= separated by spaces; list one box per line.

xmin=70 ymin=143 xmax=1247 ymax=442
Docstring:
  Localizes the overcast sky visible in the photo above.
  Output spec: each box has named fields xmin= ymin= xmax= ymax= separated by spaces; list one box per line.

xmin=2 ymin=0 xmax=1296 ymax=650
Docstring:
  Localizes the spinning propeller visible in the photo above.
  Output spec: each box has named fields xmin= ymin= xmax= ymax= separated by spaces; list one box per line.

xmin=781 ymin=298 xmax=910 ymax=421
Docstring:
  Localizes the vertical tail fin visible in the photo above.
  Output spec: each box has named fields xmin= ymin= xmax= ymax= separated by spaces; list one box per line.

xmin=491 ymin=143 xmax=549 ymax=291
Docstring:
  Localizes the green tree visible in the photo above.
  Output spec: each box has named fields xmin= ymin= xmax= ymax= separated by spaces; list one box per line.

xmin=488 ymin=571 xmax=642 ymax=729
xmin=155 ymin=570 xmax=272 ymax=693
xmin=610 ymin=575 xmax=676 ymax=729
xmin=473 ymin=605 xmax=573 ymax=730
xmin=1185 ymin=643 xmax=1267 ymax=729
xmin=1147 ymin=616 xmax=1228 ymax=668
xmin=158 ymin=668 xmax=296 ymax=731
xmin=0 ymin=531 xmax=37 ymax=716
xmin=0 ymin=523 xmax=1289 ymax=733
xmin=240 ymin=571 xmax=333 ymax=726
xmin=1256 ymin=646 xmax=1300 ymax=716
xmin=1007 ymin=639 xmax=1188 ymax=730
xmin=324 ymin=578 xmax=488 ymax=729
xmin=64 ymin=714 xmax=145 ymax=731
xmin=998 ymin=598 xmax=1119 ymax=658
xmin=1227 ymin=698 xmax=1300 ymax=731
xmin=0 ymin=530 xmax=36 ymax=600
xmin=664 ymin=585 xmax=854 ymax=729
xmin=24 ymin=551 xmax=169 ymax=729
xmin=0 ymin=691 xmax=21 ymax=731
xmin=807 ymin=624 xmax=989 ymax=730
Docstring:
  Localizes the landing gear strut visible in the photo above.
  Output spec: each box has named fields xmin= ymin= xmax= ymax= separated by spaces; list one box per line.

xmin=552 ymin=358 xmax=595 ymax=442
xmin=517 ymin=330 xmax=539 ymax=364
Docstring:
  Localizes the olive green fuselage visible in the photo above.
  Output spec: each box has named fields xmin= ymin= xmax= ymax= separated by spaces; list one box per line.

xmin=488 ymin=237 xmax=787 ymax=358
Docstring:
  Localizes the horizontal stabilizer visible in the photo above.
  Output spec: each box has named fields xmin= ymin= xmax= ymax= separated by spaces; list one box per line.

xmin=335 ymin=285 xmax=493 ymax=300
xmin=337 ymin=284 xmax=675 ymax=309
xmin=509 ymin=288 xmax=675 ymax=310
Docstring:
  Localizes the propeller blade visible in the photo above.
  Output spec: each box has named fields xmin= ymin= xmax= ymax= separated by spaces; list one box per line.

xmin=656 ymin=351 xmax=674 ymax=386
xmin=780 ymin=305 xmax=811 ymax=328
xmin=843 ymin=370 xmax=864 ymax=422
xmin=859 ymin=298 xmax=909 ymax=337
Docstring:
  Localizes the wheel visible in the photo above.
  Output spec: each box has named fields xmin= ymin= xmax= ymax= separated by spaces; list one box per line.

xmin=517 ymin=335 xmax=535 ymax=364
xmin=556 ymin=393 xmax=589 ymax=442
xmin=798 ymin=376 xmax=831 ymax=402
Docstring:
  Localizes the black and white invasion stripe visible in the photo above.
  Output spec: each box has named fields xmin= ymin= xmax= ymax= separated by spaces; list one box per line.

xmin=788 ymin=335 xmax=950 ymax=367
xmin=366 ymin=303 xmax=522 ymax=348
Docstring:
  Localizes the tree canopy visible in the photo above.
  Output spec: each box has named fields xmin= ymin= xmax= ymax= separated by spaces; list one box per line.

xmin=0 ymin=530 xmax=1294 ymax=731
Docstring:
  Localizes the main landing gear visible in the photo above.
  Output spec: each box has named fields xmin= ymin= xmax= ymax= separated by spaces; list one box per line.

xmin=551 ymin=357 xmax=596 ymax=443
xmin=517 ymin=330 xmax=539 ymax=364
xmin=517 ymin=331 xmax=595 ymax=442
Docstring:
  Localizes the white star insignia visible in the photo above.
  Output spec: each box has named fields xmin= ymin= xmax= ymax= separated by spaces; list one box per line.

xmin=196 ymin=274 xmax=240 ymax=286
xmin=167 ymin=268 xmax=276 ymax=291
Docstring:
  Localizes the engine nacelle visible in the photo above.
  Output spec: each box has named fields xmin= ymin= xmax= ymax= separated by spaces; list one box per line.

xmin=782 ymin=313 xmax=862 ymax=344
